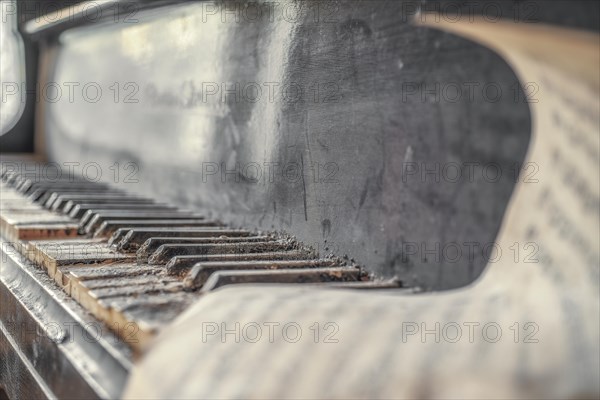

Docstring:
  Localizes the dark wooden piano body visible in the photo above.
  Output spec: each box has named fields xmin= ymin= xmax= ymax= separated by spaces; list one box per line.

xmin=1 ymin=1 xmax=598 ymax=399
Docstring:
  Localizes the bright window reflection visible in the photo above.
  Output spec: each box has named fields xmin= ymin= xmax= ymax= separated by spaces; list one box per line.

xmin=1 ymin=0 xmax=26 ymax=135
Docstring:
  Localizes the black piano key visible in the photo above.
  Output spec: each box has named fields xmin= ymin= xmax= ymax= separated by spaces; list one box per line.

xmin=77 ymin=209 xmax=181 ymax=228
xmin=200 ymin=267 xmax=361 ymax=292
xmin=53 ymin=196 xmax=155 ymax=212
xmin=137 ymin=236 xmax=274 ymax=259
xmin=107 ymin=228 xmax=141 ymax=248
xmin=93 ymin=219 xmax=222 ymax=238
xmin=165 ymin=250 xmax=314 ymax=276
xmin=89 ymin=281 xmax=184 ymax=300
xmin=62 ymin=197 xmax=158 ymax=214
xmin=112 ymin=228 xmax=254 ymax=251
xmin=47 ymin=193 xmax=132 ymax=210
xmin=82 ymin=211 xmax=204 ymax=235
xmin=68 ymin=203 xmax=176 ymax=218
xmin=146 ymin=240 xmax=297 ymax=265
xmin=4 ymin=173 xmax=19 ymax=185
xmin=46 ymin=193 xmax=147 ymax=210
xmin=32 ymin=184 xmax=117 ymax=193
xmin=45 ymin=193 xmax=142 ymax=210
xmin=31 ymin=188 xmax=124 ymax=203
xmin=27 ymin=188 xmax=83 ymax=202
xmin=183 ymin=259 xmax=339 ymax=289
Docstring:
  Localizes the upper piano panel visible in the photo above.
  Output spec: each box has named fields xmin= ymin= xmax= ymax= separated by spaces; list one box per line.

xmin=34 ymin=0 xmax=535 ymax=290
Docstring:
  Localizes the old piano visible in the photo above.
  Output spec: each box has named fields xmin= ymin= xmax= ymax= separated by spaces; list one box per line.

xmin=1 ymin=1 xmax=599 ymax=399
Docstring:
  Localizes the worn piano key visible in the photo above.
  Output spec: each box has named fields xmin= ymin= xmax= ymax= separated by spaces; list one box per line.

xmin=69 ymin=266 xmax=167 ymax=307
xmin=54 ymin=259 xmax=134 ymax=291
xmin=48 ymin=193 xmax=147 ymax=211
xmin=82 ymin=275 xmax=179 ymax=290
xmin=27 ymin=188 xmax=80 ymax=202
xmin=183 ymin=259 xmax=339 ymax=289
xmin=2 ymin=184 xmax=32 ymax=197
xmin=165 ymin=250 xmax=315 ymax=275
xmin=68 ymin=202 xmax=176 ymax=218
xmin=40 ymin=189 xmax=131 ymax=202
xmin=1 ymin=189 xmax=67 ymax=226
xmin=18 ymin=175 xmax=100 ymax=184
xmin=0 ymin=186 xmax=35 ymax=199
xmin=27 ymin=239 xmax=135 ymax=278
xmin=42 ymin=193 xmax=120 ymax=209
xmin=19 ymin=182 xmax=99 ymax=195
xmin=61 ymin=197 xmax=158 ymax=214
xmin=0 ymin=190 xmax=45 ymax=211
xmin=137 ymin=236 xmax=274 ymax=260
xmin=93 ymin=219 xmax=221 ymax=238
xmin=1 ymin=188 xmax=41 ymax=201
xmin=21 ymin=182 xmax=114 ymax=195
xmin=82 ymin=211 xmax=202 ymax=235
xmin=40 ymin=189 xmax=126 ymax=205
xmin=66 ymin=263 xmax=158 ymax=282
xmin=112 ymin=227 xmax=253 ymax=250
xmin=146 ymin=240 xmax=297 ymax=264
xmin=0 ymin=202 xmax=43 ymax=211
xmin=90 ymin=281 xmax=183 ymax=299
xmin=2 ymin=172 xmax=21 ymax=184
xmin=26 ymin=189 xmax=49 ymax=202
xmin=1 ymin=211 xmax=74 ymax=225
xmin=107 ymin=229 xmax=137 ymax=248
xmin=3 ymin=178 xmax=21 ymax=188
xmin=25 ymin=237 xmax=106 ymax=258
xmin=0 ymin=201 xmax=39 ymax=211
xmin=81 ymin=280 xmax=185 ymax=332
xmin=0 ymin=205 xmax=42 ymax=214
xmin=20 ymin=176 xmax=106 ymax=185
xmin=0 ymin=215 xmax=79 ymax=241
xmin=0 ymin=188 xmax=22 ymax=198
xmin=103 ymin=293 xmax=195 ymax=353
xmin=53 ymin=259 xmax=115 ymax=293
xmin=78 ymin=209 xmax=195 ymax=225
xmin=46 ymin=193 xmax=151 ymax=210
xmin=1 ymin=190 xmax=39 ymax=201
xmin=31 ymin=190 xmax=73 ymax=203
xmin=200 ymin=267 xmax=361 ymax=292
xmin=2 ymin=223 xmax=78 ymax=242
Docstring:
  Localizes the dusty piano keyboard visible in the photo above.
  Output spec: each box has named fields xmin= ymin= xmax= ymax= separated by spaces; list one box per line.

xmin=1 ymin=164 xmax=403 ymax=354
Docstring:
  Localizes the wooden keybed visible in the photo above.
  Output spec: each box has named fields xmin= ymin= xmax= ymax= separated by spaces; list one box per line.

xmin=1 ymin=162 xmax=405 ymax=357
